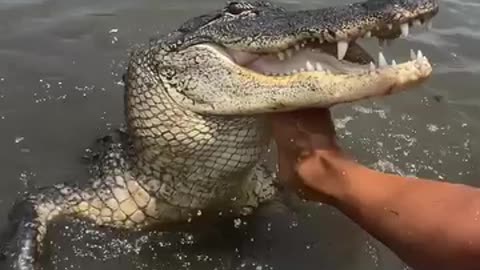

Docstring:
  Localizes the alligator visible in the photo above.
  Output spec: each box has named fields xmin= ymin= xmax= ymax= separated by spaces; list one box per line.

xmin=0 ymin=0 xmax=439 ymax=269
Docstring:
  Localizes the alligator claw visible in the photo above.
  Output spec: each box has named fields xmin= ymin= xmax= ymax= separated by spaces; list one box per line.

xmin=0 ymin=199 xmax=41 ymax=270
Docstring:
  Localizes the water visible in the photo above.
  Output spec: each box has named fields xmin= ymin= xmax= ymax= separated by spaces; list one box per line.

xmin=0 ymin=0 xmax=479 ymax=269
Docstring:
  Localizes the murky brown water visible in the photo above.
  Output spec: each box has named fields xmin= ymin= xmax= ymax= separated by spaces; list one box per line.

xmin=0 ymin=0 xmax=479 ymax=269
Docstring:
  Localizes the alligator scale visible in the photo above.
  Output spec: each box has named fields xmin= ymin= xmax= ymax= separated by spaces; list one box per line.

xmin=1 ymin=0 xmax=438 ymax=269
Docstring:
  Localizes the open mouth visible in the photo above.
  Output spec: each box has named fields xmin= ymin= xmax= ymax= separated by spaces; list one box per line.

xmin=219 ymin=17 xmax=434 ymax=78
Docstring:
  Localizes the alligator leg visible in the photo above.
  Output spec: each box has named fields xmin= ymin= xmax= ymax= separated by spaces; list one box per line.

xmin=0 ymin=164 xmax=282 ymax=270
xmin=0 ymin=173 xmax=168 ymax=270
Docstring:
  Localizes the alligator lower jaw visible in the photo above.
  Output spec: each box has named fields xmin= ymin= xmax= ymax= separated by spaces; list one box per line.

xmin=190 ymin=42 xmax=432 ymax=112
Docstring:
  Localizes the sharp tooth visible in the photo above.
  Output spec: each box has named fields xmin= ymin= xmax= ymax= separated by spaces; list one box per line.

xmin=294 ymin=44 xmax=300 ymax=51
xmin=413 ymin=19 xmax=422 ymax=26
xmin=387 ymin=24 xmax=393 ymax=30
xmin=364 ymin=31 xmax=372 ymax=38
xmin=391 ymin=59 xmax=397 ymax=66
xmin=315 ymin=63 xmax=323 ymax=71
xmin=277 ymin=52 xmax=285 ymax=61
xmin=417 ymin=50 xmax=423 ymax=59
xmin=285 ymin=49 xmax=293 ymax=59
xmin=378 ymin=52 xmax=388 ymax=67
xmin=410 ymin=49 xmax=416 ymax=60
xmin=337 ymin=41 xmax=349 ymax=60
xmin=400 ymin=23 xmax=409 ymax=37
xmin=301 ymin=43 xmax=306 ymax=48
xmin=369 ymin=61 xmax=376 ymax=71
xmin=306 ymin=61 xmax=315 ymax=71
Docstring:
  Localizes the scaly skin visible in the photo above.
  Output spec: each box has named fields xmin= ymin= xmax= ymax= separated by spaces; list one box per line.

xmin=0 ymin=0 xmax=439 ymax=269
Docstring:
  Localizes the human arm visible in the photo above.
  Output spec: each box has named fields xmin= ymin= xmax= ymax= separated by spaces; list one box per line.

xmin=270 ymin=109 xmax=480 ymax=270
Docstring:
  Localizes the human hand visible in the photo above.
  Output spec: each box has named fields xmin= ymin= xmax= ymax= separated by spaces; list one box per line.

xmin=270 ymin=109 xmax=349 ymax=203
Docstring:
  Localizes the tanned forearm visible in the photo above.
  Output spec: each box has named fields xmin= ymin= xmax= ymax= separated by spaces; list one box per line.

xmin=299 ymin=151 xmax=480 ymax=270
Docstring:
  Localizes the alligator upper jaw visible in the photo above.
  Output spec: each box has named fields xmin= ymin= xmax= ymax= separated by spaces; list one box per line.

xmin=201 ymin=0 xmax=439 ymax=55
xmin=219 ymin=35 xmax=430 ymax=79
xmin=209 ymin=3 xmax=438 ymax=79
xmin=206 ymin=12 xmax=435 ymax=96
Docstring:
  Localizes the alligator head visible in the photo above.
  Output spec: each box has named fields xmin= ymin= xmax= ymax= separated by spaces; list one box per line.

xmin=133 ymin=0 xmax=439 ymax=115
